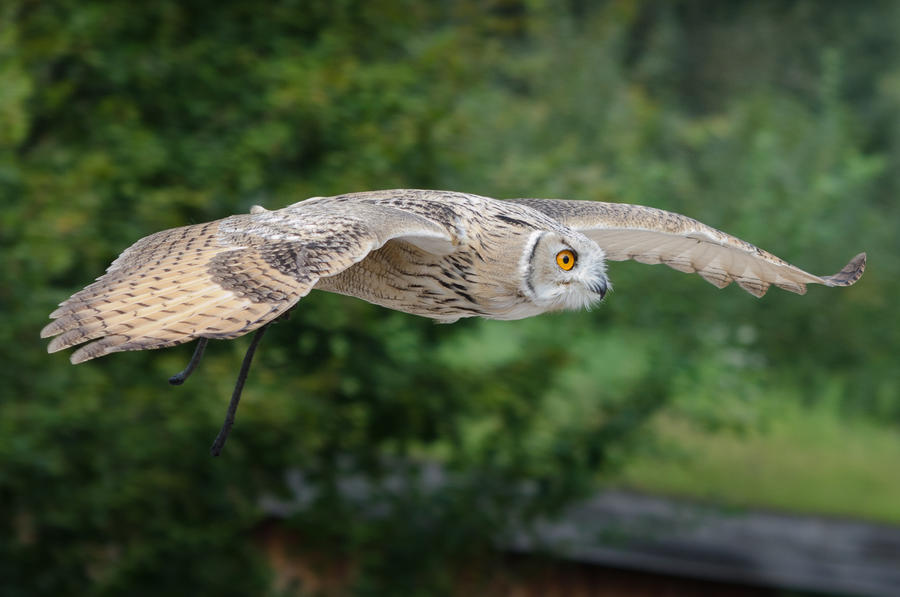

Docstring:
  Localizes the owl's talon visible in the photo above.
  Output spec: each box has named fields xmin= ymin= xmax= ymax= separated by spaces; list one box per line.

xmin=168 ymin=338 xmax=209 ymax=385
xmin=209 ymin=323 xmax=270 ymax=457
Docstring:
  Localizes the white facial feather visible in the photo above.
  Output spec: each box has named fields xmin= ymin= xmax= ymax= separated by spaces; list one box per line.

xmin=520 ymin=231 xmax=609 ymax=313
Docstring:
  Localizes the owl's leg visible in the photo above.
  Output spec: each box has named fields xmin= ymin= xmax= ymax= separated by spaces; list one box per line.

xmin=209 ymin=323 xmax=270 ymax=457
xmin=168 ymin=338 xmax=209 ymax=385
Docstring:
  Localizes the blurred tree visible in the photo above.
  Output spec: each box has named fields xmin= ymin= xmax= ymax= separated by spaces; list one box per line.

xmin=1 ymin=1 xmax=896 ymax=595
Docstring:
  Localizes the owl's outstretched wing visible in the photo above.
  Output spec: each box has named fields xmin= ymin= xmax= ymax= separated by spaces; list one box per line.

xmin=42 ymin=202 xmax=454 ymax=363
xmin=509 ymin=199 xmax=865 ymax=297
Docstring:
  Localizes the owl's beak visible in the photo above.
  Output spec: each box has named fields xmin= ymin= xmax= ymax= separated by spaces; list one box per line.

xmin=586 ymin=277 xmax=608 ymax=300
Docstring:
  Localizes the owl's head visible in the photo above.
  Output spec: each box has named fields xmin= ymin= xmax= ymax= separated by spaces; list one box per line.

xmin=521 ymin=230 xmax=609 ymax=312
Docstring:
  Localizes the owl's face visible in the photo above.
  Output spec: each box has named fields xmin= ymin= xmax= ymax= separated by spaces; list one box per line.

xmin=521 ymin=230 xmax=609 ymax=312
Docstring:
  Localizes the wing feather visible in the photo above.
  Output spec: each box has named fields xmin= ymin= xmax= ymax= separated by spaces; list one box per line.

xmin=42 ymin=200 xmax=453 ymax=363
xmin=509 ymin=199 xmax=865 ymax=297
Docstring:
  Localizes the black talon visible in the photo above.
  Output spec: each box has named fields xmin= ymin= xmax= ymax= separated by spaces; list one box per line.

xmin=209 ymin=323 xmax=270 ymax=457
xmin=168 ymin=338 xmax=209 ymax=385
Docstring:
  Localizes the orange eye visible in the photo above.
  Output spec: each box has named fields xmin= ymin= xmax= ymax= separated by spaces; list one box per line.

xmin=556 ymin=249 xmax=576 ymax=271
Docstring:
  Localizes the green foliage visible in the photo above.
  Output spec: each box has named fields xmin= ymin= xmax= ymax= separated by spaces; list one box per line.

xmin=2 ymin=1 xmax=898 ymax=595
xmin=611 ymin=397 xmax=900 ymax=524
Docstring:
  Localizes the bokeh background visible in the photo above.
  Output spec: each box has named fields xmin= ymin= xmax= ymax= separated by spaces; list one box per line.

xmin=2 ymin=1 xmax=898 ymax=595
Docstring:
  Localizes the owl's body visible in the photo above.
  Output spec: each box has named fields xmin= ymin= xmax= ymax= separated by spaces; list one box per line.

xmin=310 ymin=191 xmax=605 ymax=322
xmin=42 ymin=189 xmax=866 ymax=364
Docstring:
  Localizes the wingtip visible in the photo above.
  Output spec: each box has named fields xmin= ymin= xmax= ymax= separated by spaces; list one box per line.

xmin=49 ymin=305 xmax=69 ymax=318
xmin=823 ymin=252 xmax=866 ymax=287
xmin=40 ymin=321 xmax=58 ymax=339
xmin=70 ymin=351 xmax=93 ymax=365
xmin=69 ymin=340 xmax=111 ymax=364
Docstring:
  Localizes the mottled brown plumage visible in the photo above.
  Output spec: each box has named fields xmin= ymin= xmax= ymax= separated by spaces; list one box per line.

xmin=42 ymin=189 xmax=866 ymax=364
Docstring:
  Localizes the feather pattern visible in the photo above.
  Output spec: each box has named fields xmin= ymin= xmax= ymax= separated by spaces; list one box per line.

xmin=42 ymin=190 xmax=866 ymax=363
xmin=509 ymin=198 xmax=866 ymax=296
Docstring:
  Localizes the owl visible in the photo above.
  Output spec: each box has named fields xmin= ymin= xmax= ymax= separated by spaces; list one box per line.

xmin=41 ymin=189 xmax=865 ymax=363
xmin=41 ymin=189 xmax=865 ymax=453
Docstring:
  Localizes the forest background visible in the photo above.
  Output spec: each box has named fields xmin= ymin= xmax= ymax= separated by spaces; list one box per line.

xmin=2 ymin=1 xmax=898 ymax=595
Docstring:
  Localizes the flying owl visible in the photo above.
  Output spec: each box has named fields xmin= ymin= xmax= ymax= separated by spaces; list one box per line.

xmin=41 ymin=189 xmax=866 ymax=453
xmin=42 ymin=189 xmax=866 ymax=365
